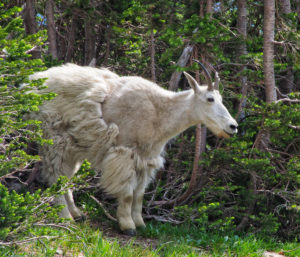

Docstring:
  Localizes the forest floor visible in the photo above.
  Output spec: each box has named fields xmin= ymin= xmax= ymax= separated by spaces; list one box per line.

xmin=3 ymin=217 xmax=299 ymax=257
xmin=1 ymin=180 xmax=299 ymax=256
xmin=92 ymin=219 xmax=159 ymax=249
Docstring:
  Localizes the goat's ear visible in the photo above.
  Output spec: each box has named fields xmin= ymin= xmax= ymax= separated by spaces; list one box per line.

xmin=183 ymin=72 xmax=200 ymax=94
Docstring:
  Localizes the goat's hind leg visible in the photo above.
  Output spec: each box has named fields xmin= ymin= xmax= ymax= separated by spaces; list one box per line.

xmin=41 ymin=135 xmax=84 ymax=221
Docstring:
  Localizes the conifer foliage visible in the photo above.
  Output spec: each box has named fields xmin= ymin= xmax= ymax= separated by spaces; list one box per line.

xmin=0 ymin=0 xmax=299 ymax=242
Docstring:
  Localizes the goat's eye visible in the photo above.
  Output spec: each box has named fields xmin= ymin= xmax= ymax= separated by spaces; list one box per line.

xmin=207 ymin=97 xmax=214 ymax=103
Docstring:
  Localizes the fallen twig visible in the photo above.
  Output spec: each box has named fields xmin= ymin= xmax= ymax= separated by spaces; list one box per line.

xmin=144 ymin=214 xmax=184 ymax=224
xmin=0 ymin=235 xmax=60 ymax=246
xmin=33 ymin=222 xmax=77 ymax=233
xmin=90 ymin=195 xmax=117 ymax=222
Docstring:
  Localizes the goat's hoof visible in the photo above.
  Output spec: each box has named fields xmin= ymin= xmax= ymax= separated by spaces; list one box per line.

xmin=137 ymin=225 xmax=146 ymax=230
xmin=74 ymin=215 xmax=86 ymax=222
xmin=122 ymin=229 xmax=136 ymax=237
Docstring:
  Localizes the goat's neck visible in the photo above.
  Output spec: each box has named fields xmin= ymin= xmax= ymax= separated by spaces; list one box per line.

xmin=156 ymin=90 xmax=199 ymax=142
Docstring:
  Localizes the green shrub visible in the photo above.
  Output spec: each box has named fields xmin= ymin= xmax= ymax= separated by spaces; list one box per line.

xmin=200 ymin=96 xmax=300 ymax=238
xmin=0 ymin=4 xmax=63 ymax=243
xmin=0 ymin=177 xmax=69 ymax=241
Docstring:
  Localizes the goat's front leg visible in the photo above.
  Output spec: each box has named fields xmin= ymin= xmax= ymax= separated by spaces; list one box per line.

xmin=55 ymin=194 xmax=73 ymax=219
xmin=132 ymin=185 xmax=146 ymax=229
xmin=117 ymin=191 xmax=136 ymax=236
xmin=55 ymin=190 xmax=84 ymax=221
xmin=65 ymin=188 xmax=84 ymax=221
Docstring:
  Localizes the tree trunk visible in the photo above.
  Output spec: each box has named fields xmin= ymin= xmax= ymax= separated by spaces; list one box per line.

xmin=23 ymin=0 xmax=37 ymax=35
xmin=177 ymin=124 xmax=202 ymax=204
xmin=279 ymin=0 xmax=294 ymax=94
xmin=103 ymin=25 xmax=111 ymax=66
xmin=199 ymin=0 xmax=204 ymax=18
xmin=263 ymin=0 xmax=277 ymax=103
xmin=237 ymin=0 xmax=247 ymax=51
xmin=22 ymin=0 xmax=40 ymax=58
xmin=280 ymin=0 xmax=291 ymax=14
xmin=236 ymin=0 xmax=248 ymax=120
xmin=168 ymin=45 xmax=194 ymax=91
xmin=206 ymin=0 xmax=213 ymax=15
xmin=256 ymin=0 xmax=277 ymax=150
xmin=45 ymin=0 xmax=58 ymax=59
xmin=84 ymin=18 xmax=96 ymax=65
xmin=296 ymin=0 xmax=300 ymax=22
xmin=177 ymin=8 xmax=212 ymax=205
xmin=65 ymin=15 xmax=78 ymax=62
xmin=150 ymin=29 xmax=156 ymax=82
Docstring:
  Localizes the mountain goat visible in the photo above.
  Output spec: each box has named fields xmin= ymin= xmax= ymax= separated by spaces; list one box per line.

xmin=30 ymin=62 xmax=238 ymax=236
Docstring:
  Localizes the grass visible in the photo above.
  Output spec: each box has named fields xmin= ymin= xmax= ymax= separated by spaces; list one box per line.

xmin=1 ymin=220 xmax=299 ymax=257
xmin=142 ymin=222 xmax=300 ymax=257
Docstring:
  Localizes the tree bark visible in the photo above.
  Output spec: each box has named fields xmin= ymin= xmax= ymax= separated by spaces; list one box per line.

xmin=206 ymin=0 xmax=214 ymax=15
xmin=177 ymin=124 xmax=202 ymax=204
xmin=236 ymin=0 xmax=248 ymax=120
xmin=23 ymin=0 xmax=37 ymax=35
xmin=65 ymin=15 xmax=78 ymax=62
xmin=22 ymin=0 xmax=40 ymax=58
xmin=199 ymin=0 xmax=204 ymax=18
xmin=256 ymin=0 xmax=277 ymax=150
xmin=280 ymin=0 xmax=291 ymax=14
xmin=279 ymin=0 xmax=294 ymax=94
xmin=103 ymin=25 xmax=111 ymax=66
xmin=263 ymin=0 xmax=277 ymax=103
xmin=45 ymin=0 xmax=58 ymax=59
xmin=84 ymin=18 xmax=96 ymax=65
xmin=296 ymin=0 xmax=300 ymax=22
xmin=150 ymin=29 xmax=156 ymax=82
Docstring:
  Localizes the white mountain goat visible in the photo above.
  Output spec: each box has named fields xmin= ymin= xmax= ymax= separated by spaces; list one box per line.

xmin=29 ymin=61 xmax=238 ymax=236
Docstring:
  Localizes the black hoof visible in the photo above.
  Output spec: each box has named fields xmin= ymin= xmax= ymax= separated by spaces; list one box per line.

xmin=74 ymin=215 xmax=86 ymax=222
xmin=136 ymin=225 xmax=146 ymax=230
xmin=122 ymin=229 xmax=137 ymax=236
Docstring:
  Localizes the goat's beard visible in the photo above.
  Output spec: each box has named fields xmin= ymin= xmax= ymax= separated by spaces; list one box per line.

xmin=217 ymin=130 xmax=231 ymax=139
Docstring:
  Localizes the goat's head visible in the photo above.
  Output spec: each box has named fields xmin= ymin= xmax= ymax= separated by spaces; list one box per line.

xmin=184 ymin=61 xmax=238 ymax=138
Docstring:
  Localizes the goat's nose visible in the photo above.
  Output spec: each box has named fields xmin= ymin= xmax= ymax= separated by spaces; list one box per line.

xmin=230 ymin=124 xmax=238 ymax=130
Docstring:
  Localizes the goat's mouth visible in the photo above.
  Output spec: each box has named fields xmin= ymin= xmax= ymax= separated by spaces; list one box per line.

xmin=217 ymin=130 xmax=235 ymax=139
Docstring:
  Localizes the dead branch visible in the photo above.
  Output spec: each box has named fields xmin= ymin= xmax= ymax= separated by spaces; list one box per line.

xmin=288 ymin=125 xmax=300 ymax=131
xmin=33 ymin=222 xmax=77 ymax=234
xmin=0 ymin=235 xmax=60 ymax=246
xmin=25 ymin=45 xmax=39 ymax=54
xmin=276 ymin=98 xmax=300 ymax=104
xmin=90 ymin=195 xmax=117 ymax=222
xmin=144 ymin=215 xmax=184 ymax=224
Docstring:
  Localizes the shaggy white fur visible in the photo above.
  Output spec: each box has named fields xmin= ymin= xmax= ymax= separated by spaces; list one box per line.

xmin=30 ymin=63 xmax=237 ymax=235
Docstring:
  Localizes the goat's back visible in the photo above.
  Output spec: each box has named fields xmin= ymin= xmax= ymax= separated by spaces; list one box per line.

xmin=30 ymin=63 xmax=118 ymax=98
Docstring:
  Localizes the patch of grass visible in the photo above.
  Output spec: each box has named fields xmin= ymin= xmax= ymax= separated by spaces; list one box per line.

xmin=1 ymin=220 xmax=299 ymax=257
xmin=141 ymin=221 xmax=300 ymax=257
xmin=0 ymin=223 xmax=159 ymax=257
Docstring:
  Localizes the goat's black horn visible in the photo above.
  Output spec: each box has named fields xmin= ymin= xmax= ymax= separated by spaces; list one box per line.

xmin=192 ymin=59 xmax=213 ymax=91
